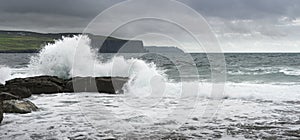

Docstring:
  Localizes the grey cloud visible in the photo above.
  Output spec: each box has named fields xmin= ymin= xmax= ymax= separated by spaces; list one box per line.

xmin=179 ymin=0 xmax=300 ymax=19
xmin=0 ymin=0 xmax=123 ymax=18
xmin=0 ymin=0 xmax=123 ymax=32
xmin=1 ymin=0 xmax=300 ymax=33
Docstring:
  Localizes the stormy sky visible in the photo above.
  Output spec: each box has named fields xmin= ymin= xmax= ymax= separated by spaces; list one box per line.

xmin=0 ymin=0 xmax=299 ymax=52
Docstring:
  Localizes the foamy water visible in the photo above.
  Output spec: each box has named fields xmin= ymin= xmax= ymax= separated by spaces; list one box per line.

xmin=0 ymin=36 xmax=300 ymax=139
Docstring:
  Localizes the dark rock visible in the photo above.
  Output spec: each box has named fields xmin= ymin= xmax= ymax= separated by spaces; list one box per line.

xmin=0 ymin=83 xmax=4 ymax=92
xmin=95 ymin=77 xmax=128 ymax=94
xmin=64 ymin=77 xmax=128 ymax=94
xmin=4 ymin=85 xmax=31 ymax=99
xmin=0 ymin=84 xmax=8 ymax=122
xmin=93 ymin=36 xmax=146 ymax=53
xmin=64 ymin=77 xmax=95 ymax=93
xmin=3 ymin=100 xmax=38 ymax=114
xmin=0 ymin=92 xmax=20 ymax=100
xmin=3 ymin=76 xmax=129 ymax=98
xmin=5 ymin=76 xmax=65 ymax=95
xmin=0 ymin=97 xmax=2 ymax=123
xmin=0 ymin=92 xmax=19 ymax=123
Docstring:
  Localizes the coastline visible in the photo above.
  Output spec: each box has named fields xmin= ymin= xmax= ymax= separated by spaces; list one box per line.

xmin=0 ymin=50 xmax=39 ymax=53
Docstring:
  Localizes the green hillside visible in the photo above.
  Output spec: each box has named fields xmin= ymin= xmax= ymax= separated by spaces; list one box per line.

xmin=0 ymin=30 xmax=145 ymax=53
xmin=0 ymin=34 xmax=53 ymax=51
xmin=0 ymin=31 xmax=80 ymax=52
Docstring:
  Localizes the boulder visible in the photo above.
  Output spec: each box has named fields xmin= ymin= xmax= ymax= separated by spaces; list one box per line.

xmin=64 ymin=77 xmax=94 ymax=93
xmin=0 ymin=97 xmax=2 ymax=123
xmin=5 ymin=76 xmax=65 ymax=95
xmin=4 ymin=85 xmax=31 ymax=99
xmin=3 ymin=76 xmax=129 ymax=97
xmin=0 ymin=92 xmax=19 ymax=123
xmin=64 ymin=77 xmax=128 ymax=94
xmin=0 ymin=83 xmax=4 ymax=92
xmin=3 ymin=100 xmax=38 ymax=114
xmin=95 ymin=77 xmax=128 ymax=94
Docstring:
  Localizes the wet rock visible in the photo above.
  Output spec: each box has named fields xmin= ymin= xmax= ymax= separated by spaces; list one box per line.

xmin=0 ymin=92 xmax=19 ymax=123
xmin=0 ymin=83 xmax=4 ymax=92
xmin=4 ymin=85 xmax=31 ymax=99
xmin=3 ymin=100 xmax=38 ymax=114
xmin=64 ymin=77 xmax=128 ymax=94
xmin=0 ymin=92 xmax=20 ymax=100
xmin=5 ymin=76 xmax=64 ymax=95
xmin=0 ymin=97 xmax=2 ymax=123
xmin=2 ymin=76 xmax=129 ymax=98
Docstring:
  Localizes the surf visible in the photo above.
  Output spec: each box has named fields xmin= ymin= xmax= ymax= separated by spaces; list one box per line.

xmin=1 ymin=35 xmax=299 ymax=101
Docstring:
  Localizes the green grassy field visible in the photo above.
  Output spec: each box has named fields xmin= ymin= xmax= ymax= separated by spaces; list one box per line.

xmin=0 ymin=30 xmax=139 ymax=53
xmin=0 ymin=34 xmax=55 ymax=51
xmin=0 ymin=30 xmax=70 ymax=52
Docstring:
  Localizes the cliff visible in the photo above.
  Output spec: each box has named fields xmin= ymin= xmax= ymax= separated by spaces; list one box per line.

xmin=0 ymin=30 xmax=146 ymax=53
xmin=89 ymin=35 xmax=146 ymax=53
xmin=145 ymin=46 xmax=185 ymax=53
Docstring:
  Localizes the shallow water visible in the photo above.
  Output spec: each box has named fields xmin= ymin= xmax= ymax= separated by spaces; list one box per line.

xmin=1 ymin=93 xmax=299 ymax=139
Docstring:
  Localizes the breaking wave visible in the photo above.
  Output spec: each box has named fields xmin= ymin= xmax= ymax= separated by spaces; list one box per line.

xmin=228 ymin=66 xmax=300 ymax=76
xmin=1 ymin=35 xmax=299 ymax=101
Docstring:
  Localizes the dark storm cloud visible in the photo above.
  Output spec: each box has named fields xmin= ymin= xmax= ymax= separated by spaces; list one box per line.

xmin=0 ymin=0 xmax=299 ymax=32
xmin=179 ymin=0 xmax=300 ymax=19
xmin=0 ymin=0 xmax=123 ymax=18
xmin=0 ymin=0 xmax=123 ymax=32
xmin=0 ymin=0 xmax=300 ymax=52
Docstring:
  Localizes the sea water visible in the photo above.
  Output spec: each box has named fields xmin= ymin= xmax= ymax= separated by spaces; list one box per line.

xmin=0 ymin=36 xmax=299 ymax=139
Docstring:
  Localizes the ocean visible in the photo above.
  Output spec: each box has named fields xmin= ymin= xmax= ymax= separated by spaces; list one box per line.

xmin=0 ymin=36 xmax=299 ymax=139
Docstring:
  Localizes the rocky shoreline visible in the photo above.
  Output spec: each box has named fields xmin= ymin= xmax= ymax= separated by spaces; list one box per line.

xmin=0 ymin=76 xmax=129 ymax=123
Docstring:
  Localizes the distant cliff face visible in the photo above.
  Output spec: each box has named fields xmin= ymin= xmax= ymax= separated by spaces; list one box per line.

xmin=0 ymin=30 xmax=146 ymax=53
xmin=145 ymin=46 xmax=185 ymax=53
xmin=89 ymin=36 xmax=146 ymax=53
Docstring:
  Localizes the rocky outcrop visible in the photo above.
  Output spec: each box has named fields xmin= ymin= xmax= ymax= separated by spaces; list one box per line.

xmin=2 ymin=76 xmax=129 ymax=99
xmin=0 ymin=85 xmax=4 ymax=123
xmin=3 ymin=100 xmax=38 ymax=114
xmin=4 ymin=85 xmax=31 ymax=99
xmin=64 ymin=77 xmax=128 ymax=94
xmin=0 ymin=84 xmax=4 ymax=92
xmin=0 ymin=30 xmax=146 ymax=53
xmin=0 ymin=76 xmax=128 ymax=123
xmin=0 ymin=92 xmax=20 ymax=123
xmin=0 ymin=97 xmax=2 ymax=123
xmin=145 ymin=46 xmax=185 ymax=53
xmin=90 ymin=35 xmax=146 ymax=53
xmin=5 ymin=76 xmax=65 ymax=95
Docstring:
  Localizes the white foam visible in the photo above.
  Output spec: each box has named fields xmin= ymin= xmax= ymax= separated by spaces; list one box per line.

xmin=1 ymin=35 xmax=299 ymax=101
xmin=279 ymin=67 xmax=300 ymax=76
xmin=25 ymin=35 xmax=167 ymax=96
xmin=229 ymin=66 xmax=300 ymax=76
xmin=143 ymin=81 xmax=300 ymax=101
xmin=0 ymin=66 xmax=11 ymax=84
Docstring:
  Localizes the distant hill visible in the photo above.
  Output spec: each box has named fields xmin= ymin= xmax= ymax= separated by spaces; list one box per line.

xmin=145 ymin=46 xmax=185 ymax=53
xmin=0 ymin=30 xmax=146 ymax=53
